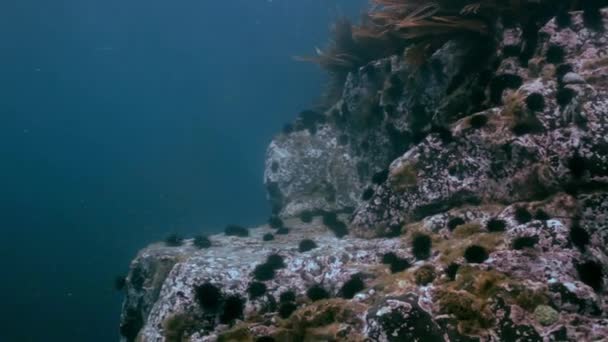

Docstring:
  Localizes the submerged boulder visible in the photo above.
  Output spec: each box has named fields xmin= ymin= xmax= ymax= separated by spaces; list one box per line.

xmin=121 ymin=8 xmax=608 ymax=342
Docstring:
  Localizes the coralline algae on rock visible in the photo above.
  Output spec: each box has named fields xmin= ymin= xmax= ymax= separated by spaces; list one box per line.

xmin=121 ymin=9 xmax=608 ymax=342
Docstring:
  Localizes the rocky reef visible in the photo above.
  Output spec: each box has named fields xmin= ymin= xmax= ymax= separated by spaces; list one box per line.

xmin=120 ymin=7 xmax=608 ymax=342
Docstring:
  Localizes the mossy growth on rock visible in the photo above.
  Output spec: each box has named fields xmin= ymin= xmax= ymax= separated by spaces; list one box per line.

xmin=534 ymin=305 xmax=559 ymax=326
xmin=437 ymin=226 xmax=503 ymax=265
xmin=163 ymin=313 xmax=198 ymax=342
xmin=414 ymin=265 xmax=436 ymax=285
xmin=453 ymin=223 xmax=483 ymax=238
xmin=435 ymin=289 xmax=491 ymax=334
xmin=390 ymin=162 xmax=418 ymax=191
xmin=435 ymin=267 xmax=513 ymax=334
xmin=512 ymin=286 xmax=549 ymax=312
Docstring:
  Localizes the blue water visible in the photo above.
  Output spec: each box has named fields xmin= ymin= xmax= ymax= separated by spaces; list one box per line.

xmin=0 ymin=0 xmax=364 ymax=340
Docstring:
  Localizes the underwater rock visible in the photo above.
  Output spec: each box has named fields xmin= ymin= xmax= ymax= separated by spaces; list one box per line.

xmin=121 ymin=9 xmax=608 ymax=342
xmin=264 ymin=38 xmax=483 ymax=218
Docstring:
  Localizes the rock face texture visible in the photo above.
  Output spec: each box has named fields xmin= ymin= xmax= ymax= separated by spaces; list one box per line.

xmin=120 ymin=9 xmax=608 ymax=342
